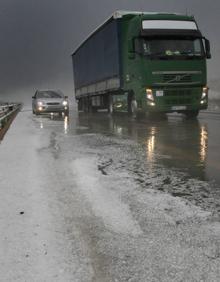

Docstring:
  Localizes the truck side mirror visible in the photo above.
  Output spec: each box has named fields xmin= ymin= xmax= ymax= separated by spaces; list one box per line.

xmin=128 ymin=38 xmax=143 ymax=59
xmin=204 ymin=38 xmax=211 ymax=59
xmin=134 ymin=38 xmax=143 ymax=55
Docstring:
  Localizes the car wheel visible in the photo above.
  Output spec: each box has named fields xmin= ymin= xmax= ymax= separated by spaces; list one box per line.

xmin=64 ymin=110 xmax=69 ymax=117
xmin=128 ymin=92 xmax=137 ymax=118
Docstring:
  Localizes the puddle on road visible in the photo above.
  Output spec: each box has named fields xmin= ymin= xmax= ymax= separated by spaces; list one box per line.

xmin=33 ymin=113 xmax=70 ymax=135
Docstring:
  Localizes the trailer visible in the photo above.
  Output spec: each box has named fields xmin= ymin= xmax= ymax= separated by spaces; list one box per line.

xmin=72 ymin=10 xmax=211 ymax=117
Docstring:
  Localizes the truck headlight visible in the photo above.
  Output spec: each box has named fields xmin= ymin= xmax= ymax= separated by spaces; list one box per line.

xmin=147 ymin=101 xmax=155 ymax=106
xmin=201 ymin=87 xmax=208 ymax=100
xmin=146 ymin=89 xmax=154 ymax=101
xmin=62 ymin=100 xmax=68 ymax=106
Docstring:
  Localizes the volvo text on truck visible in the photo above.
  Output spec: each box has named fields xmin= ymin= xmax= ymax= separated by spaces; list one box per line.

xmin=72 ymin=11 xmax=211 ymax=118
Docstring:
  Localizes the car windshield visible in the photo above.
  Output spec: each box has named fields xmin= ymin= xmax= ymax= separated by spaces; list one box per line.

xmin=36 ymin=91 xmax=62 ymax=99
xmin=140 ymin=37 xmax=204 ymax=59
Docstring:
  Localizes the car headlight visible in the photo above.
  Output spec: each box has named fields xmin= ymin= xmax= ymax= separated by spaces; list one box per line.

xmin=62 ymin=100 xmax=68 ymax=106
xmin=38 ymin=101 xmax=43 ymax=106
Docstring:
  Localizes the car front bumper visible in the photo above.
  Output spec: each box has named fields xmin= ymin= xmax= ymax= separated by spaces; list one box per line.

xmin=36 ymin=105 xmax=69 ymax=113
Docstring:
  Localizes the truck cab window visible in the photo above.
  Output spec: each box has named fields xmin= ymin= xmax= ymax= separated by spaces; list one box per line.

xmin=141 ymin=37 xmax=204 ymax=59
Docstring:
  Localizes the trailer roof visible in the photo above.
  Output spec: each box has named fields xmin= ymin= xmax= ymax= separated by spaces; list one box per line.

xmin=72 ymin=10 xmax=194 ymax=56
xmin=112 ymin=10 xmax=183 ymax=18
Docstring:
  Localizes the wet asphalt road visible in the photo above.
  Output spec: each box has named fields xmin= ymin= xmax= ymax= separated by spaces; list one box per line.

xmin=68 ymin=110 xmax=220 ymax=215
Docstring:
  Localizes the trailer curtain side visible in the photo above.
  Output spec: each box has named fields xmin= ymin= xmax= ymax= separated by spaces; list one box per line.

xmin=72 ymin=19 xmax=122 ymax=96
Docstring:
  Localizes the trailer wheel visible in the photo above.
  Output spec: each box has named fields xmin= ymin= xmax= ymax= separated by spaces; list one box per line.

xmin=77 ymin=99 xmax=83 ymax=111
xmin=81 ymin=98 xmax=86 ymax=112
xmin=108 ymin=95 xmax=113 ymax=114
xmin=91 ymin=106 xmax=97 ymax=113
xmin=82 ymin=97 xmax=89 ymax=112
xmin=128 ymin=93 xmax=137 ymax=118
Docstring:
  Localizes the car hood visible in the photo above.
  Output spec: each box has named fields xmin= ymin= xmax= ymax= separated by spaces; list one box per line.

xmin=37 ymin=98 xmax=64 ymax=103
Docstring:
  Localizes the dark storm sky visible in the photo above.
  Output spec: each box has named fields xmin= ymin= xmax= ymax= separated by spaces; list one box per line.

xmin=0 ymin=0 xmax=220 ymax=101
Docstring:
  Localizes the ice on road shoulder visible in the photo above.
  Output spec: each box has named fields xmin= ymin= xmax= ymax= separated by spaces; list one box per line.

xmin=69 ymin=132 xmax=220 ymax=281
xmin=72 ymin=157 xmax=142 ymax=236
xmin=67 ymin=129 xmax=220 ymax=281
xmin=0 ymin=111 xmax=94 ymax=281
xmin=72 ymin=156 xmax=211 ymax=235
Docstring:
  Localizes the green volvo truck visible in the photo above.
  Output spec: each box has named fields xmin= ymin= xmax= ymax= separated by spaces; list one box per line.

xmin=72 ymin=11 xmax=211 ymax=117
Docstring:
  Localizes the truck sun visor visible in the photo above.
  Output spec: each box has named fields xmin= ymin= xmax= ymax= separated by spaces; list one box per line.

xmin=142 ymin=20 xmax=198 ymax=30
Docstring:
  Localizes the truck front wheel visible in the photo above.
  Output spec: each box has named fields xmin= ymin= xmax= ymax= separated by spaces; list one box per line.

xmin=128 ymin=93 xmax=137 ymax=118
xmin=185 ymin=110 xmax=199 ymax=119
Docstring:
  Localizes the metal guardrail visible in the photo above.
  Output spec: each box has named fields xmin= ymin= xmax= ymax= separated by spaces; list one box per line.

xmin=0 ymin=104 xmax=21 ymax=129
xmin=0 ymin=104 xmax=16 ymax=114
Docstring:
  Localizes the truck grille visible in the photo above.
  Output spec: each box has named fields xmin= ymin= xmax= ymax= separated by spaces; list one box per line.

xmin=46 ymin=102 xmax=60 ymax=105
xmin=165 ymin=98 xmax=192 ymax=105
xmin=164 ymin=89 xmax=192 ymax=105
xmin=164 ymin=89 xmax=191 ymax=97
xmin=163 ymin=74 xmax=192 ymax=83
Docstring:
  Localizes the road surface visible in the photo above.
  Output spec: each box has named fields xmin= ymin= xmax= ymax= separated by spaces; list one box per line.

xmin=0 ymin=108 xmax=220 ymax=281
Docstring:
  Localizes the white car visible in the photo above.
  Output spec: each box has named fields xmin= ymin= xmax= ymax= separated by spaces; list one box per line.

xmin=32 ymin=90 xmax=69 ymax=116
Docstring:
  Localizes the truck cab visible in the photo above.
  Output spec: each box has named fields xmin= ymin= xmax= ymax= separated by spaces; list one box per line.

xmin=123 ymin=13 xmax=211 ymax=117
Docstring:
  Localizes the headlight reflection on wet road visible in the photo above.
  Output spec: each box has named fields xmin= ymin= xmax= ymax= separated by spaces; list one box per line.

xmin=64 ymin=115 xmax=69 ymax=134
xmin=200 ymin=125 xmax=208 ymax=163
xmin=146 ymin=126 xmax=157 ymax=164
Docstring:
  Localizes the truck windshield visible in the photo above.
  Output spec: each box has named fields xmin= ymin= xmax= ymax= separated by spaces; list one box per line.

xmin=140 ymin=37 xmax=204 ymax=59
